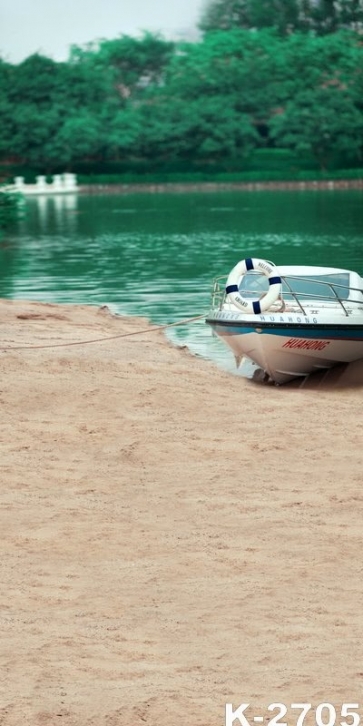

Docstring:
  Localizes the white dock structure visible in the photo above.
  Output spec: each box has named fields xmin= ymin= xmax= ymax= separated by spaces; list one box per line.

xmin=12 ymin=173 xmax=79 ymax=195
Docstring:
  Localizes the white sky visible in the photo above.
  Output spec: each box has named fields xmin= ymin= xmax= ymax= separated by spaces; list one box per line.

xmin=0 ymin=0 xmax=205 ymax=64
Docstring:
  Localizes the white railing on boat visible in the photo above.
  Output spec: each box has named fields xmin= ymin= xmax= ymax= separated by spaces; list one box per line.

xmin=211 ymin=273 xmax=363 ymax=317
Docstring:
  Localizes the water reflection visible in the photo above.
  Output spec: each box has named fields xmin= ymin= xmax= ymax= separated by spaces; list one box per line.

xmin=32 ymin=194 xmax=79 ymax=233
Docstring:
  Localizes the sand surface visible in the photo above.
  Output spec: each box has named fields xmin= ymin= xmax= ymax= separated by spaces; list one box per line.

xmin=1 ymin=299 xmax=363 ymax=726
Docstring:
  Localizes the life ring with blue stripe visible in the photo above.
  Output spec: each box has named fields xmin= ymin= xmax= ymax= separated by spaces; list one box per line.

xmin=225 ymin=258 xmax=282 ymax=314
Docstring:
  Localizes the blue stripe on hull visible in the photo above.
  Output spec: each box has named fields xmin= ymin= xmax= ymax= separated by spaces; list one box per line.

xmin=208 ymin=322 xmax=363 ymax=342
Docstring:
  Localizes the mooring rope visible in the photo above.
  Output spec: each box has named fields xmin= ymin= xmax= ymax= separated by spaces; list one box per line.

xmin=0 ymin=313 xmax=206 ymax=352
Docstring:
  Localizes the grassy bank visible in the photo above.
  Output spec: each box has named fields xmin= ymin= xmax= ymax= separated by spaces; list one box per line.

xmin=2 ymin=147 xmax=363 ymax=188
xmin=75 ymin=167 xmax=363 ymax=186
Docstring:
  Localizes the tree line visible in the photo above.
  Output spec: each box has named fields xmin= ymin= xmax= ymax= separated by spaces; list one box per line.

xmin=0 ymin=0 xmax=363 ymax=177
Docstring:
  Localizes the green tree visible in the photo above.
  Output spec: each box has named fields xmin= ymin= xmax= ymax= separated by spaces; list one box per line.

xmin=281 ymin=29 xmax=363 ymax=95
xmin=48 ymin=56 xmax=118 ymax=166
xmin=74 ymin=32 xmax=175 ymax=99
xmin=3 ymin=55 xmax=67 ymax=168
xmin=199 ymin=0 xmax=363 ymax=34
xmin=162 ymin=30 xmax=288 ymax=144
xmin=2 ymin=52 xmax=119 ymax=169
xmin=45 ymin=113 xmax=104 ymax=167
xmin=62 ymin=33 xmax=176 ymax=165
xmin=0 ymin=59 xmax=15 ymax=160
xmin=0 ymin=23 xmax=362 ymax=175
xmin=135 ymin=93 xmax=259 ymax=163
xmin=309 ymin=0 xmax=363 ymax=34
xmin=199 ymin=0 xmax=306 ymax=33
xmin=199 ymin=0 xmax=250 ymax=31
xmin=268 ymin=30 xmax=363 ymax=166
xmin=94 ymin=105 xmax=142 ymax=161
xmin=270 ymin=86 xmax=363 ymax=168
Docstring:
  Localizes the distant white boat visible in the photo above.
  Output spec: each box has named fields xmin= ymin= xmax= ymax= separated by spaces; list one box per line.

xmin=206 ymin=257 xmax=363 ymax=385
xmin=9 ymin=173 xmax=79 ymax=195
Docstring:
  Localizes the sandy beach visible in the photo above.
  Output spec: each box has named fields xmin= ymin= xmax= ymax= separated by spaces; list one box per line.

xmin=1 ymin=298 xmax=363 ymax=726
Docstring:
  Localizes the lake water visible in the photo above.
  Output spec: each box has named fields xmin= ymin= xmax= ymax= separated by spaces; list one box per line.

xmin=1 ymin=189 xmax=362 ymax=373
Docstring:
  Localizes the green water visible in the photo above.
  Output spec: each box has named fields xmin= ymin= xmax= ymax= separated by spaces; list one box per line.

xmin=1 ymin=189 xmax=362 ymax=370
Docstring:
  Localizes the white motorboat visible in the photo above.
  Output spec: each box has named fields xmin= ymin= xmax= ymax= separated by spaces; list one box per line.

xmin=205 ymin=257 xmax=363 ymax=385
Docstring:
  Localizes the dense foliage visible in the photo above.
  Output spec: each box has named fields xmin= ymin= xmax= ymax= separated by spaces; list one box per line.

xmin=0 ymin=1 xmax=362 ymax=177
xmin=199 ymin=0 xmax=363 ymax=35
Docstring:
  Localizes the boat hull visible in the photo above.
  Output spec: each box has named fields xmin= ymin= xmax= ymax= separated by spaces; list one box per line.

xmin=206 ymin=312 xmax=363 ymax=384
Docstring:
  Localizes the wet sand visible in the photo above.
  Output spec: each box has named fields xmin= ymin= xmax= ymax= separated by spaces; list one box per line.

xmin=1 ymin=299 xmax=363 ymax=726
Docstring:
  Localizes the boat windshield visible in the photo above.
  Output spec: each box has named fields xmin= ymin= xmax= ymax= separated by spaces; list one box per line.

xmin=238 ymin=272 xmax=351 ymax=301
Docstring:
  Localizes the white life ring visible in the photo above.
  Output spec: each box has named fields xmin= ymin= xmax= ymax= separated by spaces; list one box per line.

xmin=225 ymin=258 xmax=282 ymax=314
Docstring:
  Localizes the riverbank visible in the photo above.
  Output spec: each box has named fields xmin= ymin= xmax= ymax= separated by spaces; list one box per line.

xmin=79 ymin=178 xmax=363 ymax=194
xmin=1 ymin=299 xmax=363 ymax=725
xmin=4 ymin=174 xmax=363 ymax=197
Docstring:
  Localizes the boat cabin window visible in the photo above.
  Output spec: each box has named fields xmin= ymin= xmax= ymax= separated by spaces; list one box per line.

xmin=238 ymin=272 xmax=352 ymax=301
